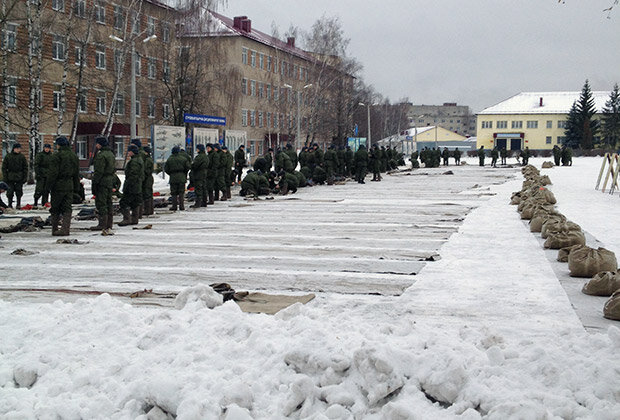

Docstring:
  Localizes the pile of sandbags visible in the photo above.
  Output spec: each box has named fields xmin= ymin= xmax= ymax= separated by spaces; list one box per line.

xmin=512 ymin=164 xmax=619 ymax=322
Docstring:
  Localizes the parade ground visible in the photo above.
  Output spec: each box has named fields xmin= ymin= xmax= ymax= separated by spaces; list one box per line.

xmin=1 ymin=157 xmax=619 ymax=419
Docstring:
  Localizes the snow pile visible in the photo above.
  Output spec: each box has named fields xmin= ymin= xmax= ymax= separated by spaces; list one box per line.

xmin=173 ymin=285 xmax=224 ymax=310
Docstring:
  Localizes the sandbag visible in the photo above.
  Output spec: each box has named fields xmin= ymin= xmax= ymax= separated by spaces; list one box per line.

xmin=544 ymin=230 xmax=586 ymax=249
xmin=557 ymin=244 xmax=587 ymax=262
xmin=603 ymin=290 xmax=620 ymax=321
xmin=520 ymin=201 xmax=555 ymax=220
xmin=541 ymin=220 xmax=581 ymax=239
xmin=568 ymin=247 xmax=617 ymax=278
xmin=541 ymin=161 xmax=554 ymax=169
xmin=536 ymin=188 xmax=556 ymax=205
xmin=582 ymin=271 xmax=620 ymax=296
xmin=530 ymin=210 xmax=563 ymax=233
xmin=539 ymin=175 xmax=552 ymax=185
xmin=510 ymin=192 xmax=521 ymax=205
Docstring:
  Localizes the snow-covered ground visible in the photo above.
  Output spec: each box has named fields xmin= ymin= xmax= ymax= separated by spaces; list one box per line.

xmin=1 ymin=157 xmax=619 ymax=419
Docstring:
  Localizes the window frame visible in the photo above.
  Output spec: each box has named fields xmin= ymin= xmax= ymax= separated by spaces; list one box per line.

xmin=52 ymin=34 xmax=66 ymax=61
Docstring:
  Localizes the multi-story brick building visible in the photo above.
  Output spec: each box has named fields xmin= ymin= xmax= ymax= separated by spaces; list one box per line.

xmin=406 ymin=103 xmax=476 ymax=137
xmin=1 ymin=3 xmax=354 ymax=172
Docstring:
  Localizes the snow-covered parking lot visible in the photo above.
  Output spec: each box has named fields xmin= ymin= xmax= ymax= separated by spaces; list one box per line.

xmin=1 ymin=157 xmax=619 ymax=419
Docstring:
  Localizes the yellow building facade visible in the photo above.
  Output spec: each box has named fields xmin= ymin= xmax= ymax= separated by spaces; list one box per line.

xmin=477 ymin=91 xmax=608 ymax=150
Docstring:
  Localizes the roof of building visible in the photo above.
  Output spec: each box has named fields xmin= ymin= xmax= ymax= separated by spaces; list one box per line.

xmin=182 ymin=10 xmax=316 ymax=63
xmin=478 ymin=91 xmax=610 ymax=115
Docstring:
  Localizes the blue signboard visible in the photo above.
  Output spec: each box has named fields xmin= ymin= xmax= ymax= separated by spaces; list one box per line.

xmin=184 ymin=113 xmax=226 ymax=126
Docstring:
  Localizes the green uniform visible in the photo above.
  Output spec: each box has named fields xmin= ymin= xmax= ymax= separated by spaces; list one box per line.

xmin=234 ymin=147 xmax=246 ymax=182
xmin=240 ymin=171 xmax=270 ymax=196
xmin=275 ymin=151 xmax=294 ymax=173
xmin=2 ymin=150 xmax=28 ymax=206
xmin=344 ymin=148 xmax=354 ymax=176
xmin=491 ymin=148 xmax=499 ymax=167
xmin=264 ymin=152 xmax=273 ymax=172
xmin=223 ymin=150 xmax=234 ymax=191
xmin=92 ymin=146 xmax=116 ymax=215
xmin=561 ymin=146 xmax=572 ymax=166
xmin=216 ymin=150 xmax=227 ymax=194
xmin=165 ymin=152 xmax=190 ymax=195
xmin=553 ymin=146 xmax=561 ymax=166
xmin=294 ymin=170 xmax=307 ymax=187
xmin=478 ymin=147 xmax=485 ymax=167
xmin=47 ymin=145 xmax=79 ymax=216
xmin=142 ymin=152 xmax=154 ymax=200
xmin=354 ymin=147 xmax=368 ymax=183
xmin=442 ymin=148 xmax=450 ymax=166
xmin=453 ymin=149 xmax=462 ymax=165
xmin=207 ymin=149 xmax=218 ymax=192
xmin=324 ymin=148 xmax=338 ymax=179
xmin=285 ymin=147 xmax=298 ymax=170
xmin=500 ymin=148 xmax=507 ymax=165
xmin=313 ymin=148 xmax=324 ymax=168
xmin=120 ymin=154 xmax=144 ymax=210
xmin=369 ymin=147 xmax=381 ymax=179
xmin=521 ymin=148 xmax=530 ymax=166
xmin=34 ymin=150 xmax=53 ymax=204
xmin=298 ymin=150 xmax=309 ymax=169
xmin=279 ymin=172 xmax=298 ymax=194
xmin=191 ymin=151 xmax=209 ymax=205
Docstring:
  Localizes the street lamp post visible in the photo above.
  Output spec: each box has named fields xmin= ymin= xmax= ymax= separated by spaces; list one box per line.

xmin=110 ymin=34 xmax=157 ymax=141
xmin=358 ymin=102 xmax=371 ymax=148
xmin=284 ymin=83 xmax=312 ymax=151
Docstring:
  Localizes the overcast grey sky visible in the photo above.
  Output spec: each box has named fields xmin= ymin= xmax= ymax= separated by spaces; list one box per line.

xmin=221 ymin=0 xmax=620 ymax=113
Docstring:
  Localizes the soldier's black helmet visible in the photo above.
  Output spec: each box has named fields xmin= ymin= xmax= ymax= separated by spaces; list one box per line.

xmin=55 ymin=136 xmax=69 ymax=146
xmin=95 ymin=136 xmax=109 ymax=147
xmin=196 ymin=144 xmax=205 ymax=152
xmin=172 ymin=146 xmax=180 ymax=154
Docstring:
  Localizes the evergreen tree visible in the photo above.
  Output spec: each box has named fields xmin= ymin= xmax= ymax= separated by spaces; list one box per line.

xmin=574 ymin=79 xmax=599 ymax=149
xmin=601 ymin=83 xmax=620 ymax=149
xmin=563 ymin=102 xmax=581 ymax=148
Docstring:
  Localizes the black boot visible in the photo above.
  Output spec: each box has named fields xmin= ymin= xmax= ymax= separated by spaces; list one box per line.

xmin=50 ymin=214 xmax=60 ymax=236
xmin=220 ymin=189 xmax=227 ymax=201
xmin=118 ymin=208 xmax=132 ymax=226
xmin=107 ymin=208 xmax=114 ymax=229
xmin=89 ymin=214 xmax=106 ymax=231
xmin=170 ymin=195 xmax=178 ymax=211
xmin=54 ymin=212 xmax=72 ymax=236
xmin=215 ymin=190 xmax=220 ymax=201
xmin=207 ymin=191 xmax=215 ymax=205
xmin=130 ymin=207 xmax=140 ymax=225
xmin=179 ymin=195 xmax=185 ymax=211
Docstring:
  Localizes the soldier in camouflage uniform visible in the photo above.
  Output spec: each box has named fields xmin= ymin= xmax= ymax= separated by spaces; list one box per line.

xmin=323 ymin=144 xmax=338 ymax=184
xmin=370 ymin=145 xmax=381 ymax=181
xmin=47 ymin=137 xmax=79 ymax=236
xmin=1 ymin=143 xmax=28 ymax=208
xmin=222 ymin=146 xmax=234 ymax=199
xmin=354 ymin=144 xmax=368 ymax=184
xmin=190 ymin=144 xmax=209 ymax=208
xmin=90 ymin=137 xmax=116 ymax=231
xmin=215 ymin=144 xmax=228 ymax=201
xmin=118 ymin=144 xmax=144 ymax=225
xmin=491 ymin=147 xmax=499 ymax=168
xmin=142 ymin=145 xmax=155 ymax=215
xmin=234 ymin=144 xmax=246 ymax=184
xmin=478 ymin=146 xmax=485 ymax=167
xmin=33 ymin=143 xmax=53 ymax=207
xmin=344 ymin=146 xmax=354 ymax=177
xmin=285 ymin=143 xmax=298 ymax=170
xmin=165 ymin=146 xmax=190 ymax=211
xmin=206 ymin=144 xmax=218 ymax=204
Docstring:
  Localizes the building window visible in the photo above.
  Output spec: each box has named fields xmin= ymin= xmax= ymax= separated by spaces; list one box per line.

xmin=147 ymin=57 xmax=156 ymax=79
xmin=74 ymin=46 xmax=84 ymax=65
xmin=242 ymin=47 xmax=248 ymax=65
xmin=94 ymin=1 xmax=105 ymax=23
xmin=266 ymin=84 xmax=271 ymax=100
xmin=52 ymin=0 xmax=64 ymax=12
xmin=512 ymin=121 xmax=523 ymax=129
xmin=267 ymin=56 xmax=272 ymax=71
xmin=250 ymin=50 xmax=256 ymax=67
xmin=546 ymin=120 xmax=553 ymax=129
xmin=114 ymin=6 xmax=125 ymax=30
xmin=77 ymin=94 xmax=86 ymax=113
xmin=162 ymin=61 xmax=170 ymax=82
xmin=274 ymin=113 xmax=279 ymax=129
xmin=527 ymin=120 xmax=538 ymax=129
xmin=4 ymin=78 xmax=16 ymax=107
xmin=241 ymin=78 xmax=247 ymax=95
xmin=241 ymin=109 xmax=248 ymax=127
xmin=273 ymin=86 xmax=279 ymax=101
xmin=53 ymin=87 xmax=64 ymax=111
xmin=2 ymin=133 xmax=16 ymax=158
xmin=258 ymin=82 xmax=264 ymax=98
xmin=131 ymin=11 xmax=139 ymax=34
xmin=134 ymin=52 xmax=141 ymax=76
xmin=96 ymin=93 xmax=105 ymax=114
xmin=162 ymin=103 xmax=170 ymax=119
xmin=114 ymin=49 xmax=124 ymax=72
xmin=148 ymin=97 xmax=155 ymax=118
xmin=259 ymin=53 xmax=264 ymax=69
xmin=114 ymin=94 xmax=125 ymax=115
xmin=258 ymin=111 xmax=263 ymax=127
xmin=2 ymin=23 xmax=17 ymax=51
xmin=546 ymin=136 xmax=552 ymax=144
xmin=95 ymin=45 xmax=106 ymax=69
xmin=267 ymin=112 xmax=271 ymax=128
xmin=273 ymin=59 xmax=278 ymax=74
xmin=250 ymin=110 xmax=256 ymax=127
xmin=558 ymin=120 xmax=567 ymax=129
xmin=497 ymin=121 xmax=507 ymax=129
xmin=161 ymin=23 xmax=169 ymax=43
xmin=76 ymin=137 xmax=87 ymax=159
xmin=52 ymin=35 xmax=66 ymax=61
xmin=481 ymin=121 xmax=492 ymax=129
xmin=250 ymin=80 xmax=256 ymax=96
xmin=74 ymin=0 xmax=85 ymax=18
xmin=147 ymin=16 xmax=155 ymax=36
xmin=115 ymin=138 xmax=124 ymax=158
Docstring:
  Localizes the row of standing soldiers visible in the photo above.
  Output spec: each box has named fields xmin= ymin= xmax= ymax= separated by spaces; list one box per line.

xmin=412 ymin=147 xmax=463 ymax=168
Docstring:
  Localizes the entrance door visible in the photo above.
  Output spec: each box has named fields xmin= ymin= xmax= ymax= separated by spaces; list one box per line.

xmin=510 ymin=138 xmax=522 ymax=150
xmin=495 ymin=138 xmax=507 ymax=149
